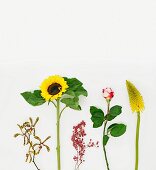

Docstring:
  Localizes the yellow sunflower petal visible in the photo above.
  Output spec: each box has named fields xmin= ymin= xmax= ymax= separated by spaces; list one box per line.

xmin=126 ymin=80 xmax=145 ymax=113
xmin=40 ymin=75 xmax=68 ymax=101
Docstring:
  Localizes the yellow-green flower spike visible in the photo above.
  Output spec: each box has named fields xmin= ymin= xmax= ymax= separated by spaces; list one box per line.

xmin=126 ymin=80 xmax=145 ymax=113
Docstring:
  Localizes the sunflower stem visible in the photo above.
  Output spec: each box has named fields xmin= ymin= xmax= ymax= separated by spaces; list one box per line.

xmin=52 ymin=101 xmax=57 ymax=108
xmin=135 ymin=112 xmax=140 ymax=170
xmin=59 ymin=106 xmax=67 ymax=119
xmin=56 ymin=99 xmax=61 ymax=170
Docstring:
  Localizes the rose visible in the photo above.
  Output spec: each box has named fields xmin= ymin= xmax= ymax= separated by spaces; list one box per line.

xmin=102 ymin=88 xmax=114 ymax=102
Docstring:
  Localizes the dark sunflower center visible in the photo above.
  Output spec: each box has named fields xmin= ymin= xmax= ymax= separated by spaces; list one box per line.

xmin=47 ymin=83 xmax=62 ymax=95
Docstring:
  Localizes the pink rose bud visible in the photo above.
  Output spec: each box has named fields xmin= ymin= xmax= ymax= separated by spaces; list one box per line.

xmin=102 ymin=88 xmax=114 ymax=101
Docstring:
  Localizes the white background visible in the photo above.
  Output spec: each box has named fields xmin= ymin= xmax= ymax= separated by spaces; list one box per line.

xmin=0 ymin=0 xmax=156 ymax=170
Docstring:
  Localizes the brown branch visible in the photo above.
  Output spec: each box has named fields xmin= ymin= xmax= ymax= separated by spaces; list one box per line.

xmin=21 ymin=127 xmax=41 ymax=170
xmin=32 ymin=154 xmax=40 ymax=170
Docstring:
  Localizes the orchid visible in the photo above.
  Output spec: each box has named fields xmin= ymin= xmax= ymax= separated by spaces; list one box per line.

xmin=14 ymin=117 xmax=51 ymax=170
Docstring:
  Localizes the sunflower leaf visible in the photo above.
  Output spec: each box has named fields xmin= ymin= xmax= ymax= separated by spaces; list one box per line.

xmin=74 ymin=86 xmax=88 ymax=97
xmin=64 ymin=77 xmax=83 ymax=90
xmin=61 ymin=77 xmax=87 ymax=110
xmin=63 ymin=77 xmax=88 ymax=97
xmin=61 ymin=97 xmax=81 ymax=110
xmin=90 ymin=106 xmax=105 ymax=128
xmin=64 ymin=90 xmax=76 ymax=97
xmin=21 ymin=90 xmax=46 ymax=106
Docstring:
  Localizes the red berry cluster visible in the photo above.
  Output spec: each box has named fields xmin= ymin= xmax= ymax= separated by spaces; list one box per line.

xmin=71 ymin=121 xmax=99 ymax=169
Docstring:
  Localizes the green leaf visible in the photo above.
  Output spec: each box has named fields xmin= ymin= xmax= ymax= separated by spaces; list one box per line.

xmin=65 ymin=90 xmax=76 ymax=97
xmin=61 ymin=97 xmax=81 ymax=110
xmin=103 ymin=135 xmax=109 ymax=146
xmin=110 ymin=124 xmax=126 ymax=137
xmin=61 ymin=77 xmax=88 ymax=110
xmin=21 ymin=90 xmax=46 ymax=106
xmin=74 ymin=86 xmax=88 ymax=97
xmin=64 ymin=77 xmax=88 ymax=97
xmin=90 ymin=106 xmax=105 ymax=128
xmin=107 ymin=123 xmax=118 ymax=133
xmin=109 ymin=105 xmax=122 ymax=116
xmin=106 ymin=105 xmax=122 ymax=121
xmin=64 ymin=77 xmax=83 ymax=90
xmin=105 ymin=114 xmax=115 ymax=121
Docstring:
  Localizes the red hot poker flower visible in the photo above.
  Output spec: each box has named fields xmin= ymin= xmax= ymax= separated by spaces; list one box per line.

xmin=71 ymin=121 xmax=99 ymax=170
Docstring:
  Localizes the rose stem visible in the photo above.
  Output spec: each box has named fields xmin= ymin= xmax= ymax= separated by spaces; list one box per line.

xmin=103 ymin=102 xmax=110 ymax=170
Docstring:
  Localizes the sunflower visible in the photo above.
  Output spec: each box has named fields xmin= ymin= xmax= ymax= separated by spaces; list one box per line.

xmin=40 ymin=75 xmax=68 ymax=101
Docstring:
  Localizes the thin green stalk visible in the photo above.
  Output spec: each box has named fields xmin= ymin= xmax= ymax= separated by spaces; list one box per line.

xmin=59 ymin=106 xmax=67 ymax=119
xmin=103 ymin=125 xmax=110 ymax=170
xmin=135 ymin=112 xmax=140 ymax=170
xmin=56 ymin=99 xmax=61 ymax=170
xmin=103 ymin=102 xmax=110 ymax=170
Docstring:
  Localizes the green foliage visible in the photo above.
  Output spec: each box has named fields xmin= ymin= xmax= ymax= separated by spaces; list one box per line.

xmin=90 ymin=106 xmax=105 ymax=128
xmin=61 ymin=77 xmax=88 ymax=110
xmin=110 ymin=123 xmax=126 ymax=137
xmin=64 ymin=77 xmax=88 ymax=97
xmin=89 ymin=98 xmax=126 ymax=169
xmin=21 ymin=90 xmax=46 ymax=106
xmin=107 ymin=123 xmax=118 ymax=133
xmin=106 ymin=105 xmax=122 ymax=121
xmin=103 ymin=135 xmax=109 ymax=146
xmin=61 ymin=97 xmax=81 ymax=110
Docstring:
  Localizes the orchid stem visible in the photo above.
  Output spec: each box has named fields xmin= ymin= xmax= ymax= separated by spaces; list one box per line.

xmin=33 ymin=155 xmax=40 ymax=170
xmin=21 ymin=128 xmax=40 ymax=170
xmin=56 ymin=99 xmax=61 ymax=170
xmin=135 ymin=112 xmax=140 ymax=170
